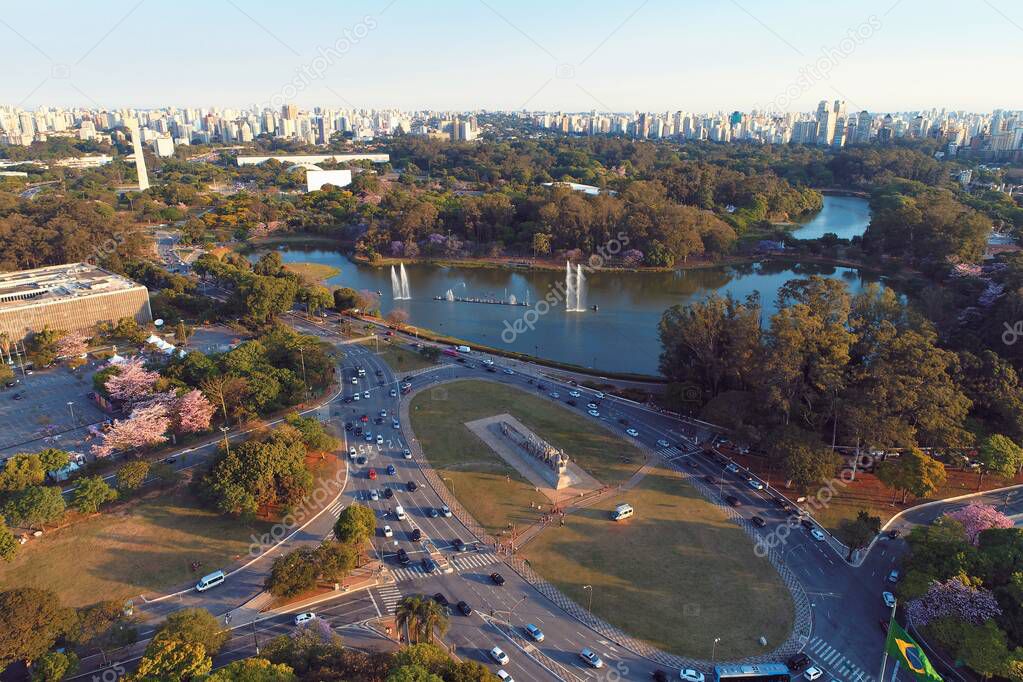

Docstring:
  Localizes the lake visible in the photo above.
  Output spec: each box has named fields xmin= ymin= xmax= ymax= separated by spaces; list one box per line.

xmin=264 ymin=252 xmax=883 ymax=376
xmin=789 ymin=195 xmax=871 ymax=240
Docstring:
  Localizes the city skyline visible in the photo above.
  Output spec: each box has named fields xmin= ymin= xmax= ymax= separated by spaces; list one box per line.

xmin=0 ymin=0 xmax=1019 ymax=112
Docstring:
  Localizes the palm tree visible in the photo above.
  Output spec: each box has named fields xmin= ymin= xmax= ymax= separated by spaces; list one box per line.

xmin=418 ymin=598 xmax=449 ymax=644
xmin=395 ymin=595 xmax=450 ymax=644
xmin=395 ymin=596 xmax=425 ymax=643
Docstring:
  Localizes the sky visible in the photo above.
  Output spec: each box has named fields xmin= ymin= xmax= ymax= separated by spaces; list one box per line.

xmin=1 ymin=0 xmax=1020 ymax=113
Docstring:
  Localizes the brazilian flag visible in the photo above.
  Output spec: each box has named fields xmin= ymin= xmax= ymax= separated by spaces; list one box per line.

xmin=886 ymin=620 xmax=942 ymax=682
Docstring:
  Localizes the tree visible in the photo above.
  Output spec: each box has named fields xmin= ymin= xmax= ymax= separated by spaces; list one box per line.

xmin=151 ymin=607 xmax=228 ymax=656
xmin=0 ymin=519 xmax=17 ymax=562
xmin=387 ymin=664 xmax=445 ymax=682
xmin=201 ymin=374 xmax=250 ymax=424
xmin=877 ymin=447 xmax=947 ymax=504
xmin=945 ymin=504 xmax=1014 ymax=545
xmin=116 ymin=460 xmax=151 ymax=492
xmin=265 ymin=548 xmax=319 ymax=597
xmin=837 ymin=510 xmax=881 ymax=560
xmin=176 ymin=389 xmax=215 ymax=434
xmin=72 ymin=475 xmax=118 ymax=514
xmin=391 ymin=643 xmax=449 ymax=675
xmin=444 ymin=659 xmax=499 ymax=682
xmin=958 ymin=620 xmax=1013 ymax=679
xmin=767 ymin=425 xmax=840 ymax=489
xmin=908 ymin=577 xmax=1002 ymax=626
xmin=332 ymin=287 xmax=360 ymax=311
xmin=314 ymin=540 xmax=358 ymax=583
xmin=103 ymin=356 xmax=160 ymax=406
xmin=128 ymin=639 xmax=211 ymax=681
xmin=386 ymin=309 xmax=410 ymax=327
xmin=978 ymin=434 xmax=1023 ymax=485
xmin=206 ymin=658 xmax=297 ymax=681
xmin=173 ymin=320 xmax=192 ymax=344
xmin=333 ymin=503 xmax=376 ymax=545
xmin=0 ymin=588 xmax=77 ymax=667
xmin=92 ymin=403 xmax=172 ymax=457
xmin=30 ymin=650 xmax=79 ymax=681
xmin=36 ymin=448 xmax=70 ymax=474
xmin=55 ymin=330 xmax=88 ymax=362
xmin=395 ymin=596 xmax=449 ymax=644
xmin=531 ymin=232 xmax=552 ymax=258
xmin=0 ymin=453 xmax=46 ymax=492
xmin=3 ymin=485 xmax=66 ymax=530
xmin=301 ymin=285 xmax=334 ymax=316
xmin=26 ymin=326 xmax=61 ymax=367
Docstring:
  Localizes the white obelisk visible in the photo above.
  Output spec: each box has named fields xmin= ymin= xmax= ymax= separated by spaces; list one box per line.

xmin=128 ymin=121 xmax=150 ymax=191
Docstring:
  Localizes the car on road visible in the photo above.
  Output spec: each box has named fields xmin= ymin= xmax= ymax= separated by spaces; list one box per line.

xmin=579 ymin=648 xmax=604 ymax=668
xmin=410 ymin=528 xmax=422 ymax=542
xmin=406 ymin=481 xmax=418 ymax=492
xmin=524 ymin=623 xmax=544 ymax=642
xmin=452 ymin=538 xmax=466 ymax=552
xmin=293 ymin=612 xmax=316 ymax=626
xmin=653 ymin=672 xmax=670 ymax=682
xmin=725 ymin=495 xmax=741 ymax=507
xmin=588 ymin=409 xmax=600 ymax=417
xmin=490 ymin=572 xmax=505 ymax=585
xmin=490 ymin=647 xmax=509 ymax=665
xmin=344 ymin=422 xmax=353 ymax=431
xmin=379 ymin=410 xmax=387 ymax=417
xmin=803 ymin=667 xmax=823 ymax=681
xmin=486 ymin=367 xmax=496 ymax=373
xmin=657 ymin=439 xmax=670 ymax=448
xmin=365 ymin=434 xmax=373 ymax=442
xmin=383 ymin=487 xmax=394 ymax=499
xmin=680 ymin=670 xmax=705 ymax=682
xmin=594 ymin=391 xmax=605 ymax=399
xmin=549 ymin=391 xmax=560 ymax=398
xmin=724 ymin=463 xmax=740 ymax=474
xmin=888 ymin=529 xmax=901 ymax=539
xmin=882 ymin=591 xmax=897 ymax=608
xmin=787 ymin=654 xmax=811 ymax=672
xmin=386 ymin=464 xmax=396 ymax=475
xmin=368 ymin=469 xmax=377 ymax=480
xmin=421 ymin=557 xmax=437 ymax=572
xmin=374 ymin=417 xmax=384 ymax=425
xmin=810 ymin=528 xmax=826 ymax=542
xmin=360 ymin=414 xmax=369 ymax=422
xmin=392 ymin=419 xmax=400 ymax=429
xmin=800 ymin=519 xmax=815 ymax=531
xmin=431 ymin=593 xmax=447 ymax=607
xmin=349 ymin=446 xmax=357 ymax=458
xmin=496 ymin=671 xmax=513 ymax=682
xmin=403 ymin=449 xmax=413 ymax=459
xmin=376 ymin=435 xmax=384 ymax=444
xmin=587 ymin=402 xmax=599 ymax=409
xmin=887 ymin=569 xmax=900 ymax=583
xmin=363 ymin=391 xmax=370 ymax=399
xmin=383 ymin=525 xmax=392 ymax=537
xmin=429 ymin=507 xmax=440 ymax=518
xmin=352 ymin=394 xmax=360 ymax=401
xmin=11 ymin=393 xmax=22 ymax=400
xmin=390 ymin=388 xmax=398 ymax=397
xmin=457 ymin=600 xmax=472 ymax=616
xmin=626 ymin=428 xmax=639 ymax=437
xmin=569 ymin=390 xmax=581 ymax=398
xmin=355 ymin=456 xmax=367 ymax=466
xmin=396 ymin=549 xmax=410 ymax=565
xmin=751 ymin=516 xmax=767 ymax=528
xmin=566 ymin=399 xmax=577 ymax=406
xmin=747 ymin=479 xmax=765 ymax=491
xmin=370 ymin=490 xmax=380 ymax=501
xmin=441 ymin=505 xmax=452 ymax=517
xmin=503 ymin=368 xmax=515 ymax=375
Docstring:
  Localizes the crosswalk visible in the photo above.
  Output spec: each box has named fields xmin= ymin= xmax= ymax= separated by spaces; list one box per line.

xmin=374 ymin=585 xmax=404 ymax=614
xmin=389 ymin=552 xmax=501 ymax=582
xmin=808 ymin=636 xmax=872 ymax=682
xmin=326 ymin=498 xmax=345 ymax=516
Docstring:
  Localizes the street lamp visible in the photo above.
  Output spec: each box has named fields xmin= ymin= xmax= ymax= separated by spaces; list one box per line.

xmin=220 ymin=426 xmax=230 ymax=457
xmin=583 ymin=584 xmax=593 ymax=613
xmin=712 ymin=637 xmax=721 ymax=664
xmin=66 ymin=401 xmax=75 ymax=424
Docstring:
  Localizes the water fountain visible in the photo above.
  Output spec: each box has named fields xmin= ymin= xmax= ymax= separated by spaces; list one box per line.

xmin=399 ymin=263 xmax=411 ymax=299
xmin=391 ymin=263 xmax=411 ymax=300
xmin=445 ymin=289 xmax=455 ymax=302
xmin=565 ymin=261 xmax=585 ymax=312
xmin=390 ymin=266 xmax=401 ymax=300
xmin=508 ymin=294 xmax=517 ymax=305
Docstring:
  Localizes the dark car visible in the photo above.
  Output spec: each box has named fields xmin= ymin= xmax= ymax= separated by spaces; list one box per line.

xmin=452 ymin=538 xmax=466 ymax=552
xmin=537 ymin=383 xmax=546 ymax=390
xmin=704 ymin=475 xmax=715 ymax=484
xmin=396 ymin=549 xmax=410 ymax=565
xmin=410 ymin=528 xmax=422 ymax=542
xmin=383 ymin=487 xmax=394 ymax=499
xmin=725 ymin=495 xmax=741 ymax=507
xmin=406 ymin=481 xmax=418 ymax=492
xmin=800 ymin=519 xmax=815 ymax=531
xmin=374 ymin=417 xmax=384 ymax=425
xmin=355 ymin=456 xmax=367 ymax=466
xmin=354 ymin=427 xmax=363 ymax=436
xmin=432 ymin=593 xmax=449 ymax=606
xmin=344 ymin=422 xmax=353 ymax=431
xmin=652 ymin=671 xmax=670 ymax=682
xmin=457 ymin=600 xmax=472 ymax=616
xmin=456 ymin=357 xmax=465 ymax=363
xmin=490 ymin=572 xmax=505 ymax=585
xmin=751 ymin=516 xmax=767 ymax=528
xmin=566 ymin=399 xmax=577 ymax=406
xmin=486 ymin=366 xmax=496 ymax=373
xmin=788 ymin=654 xmax=811 ymax=672
xmin=421 ymin=557 xmax=438 ymax=573
xmin=618 ymin=417 xmax=629 ymax=425
xmin=772 ymin=497 xmax=788 ymax=508
xmin=888 ymin=529 xmax=901 ymax=539
xmin=11 ymin=393 xmax=23 ymax=400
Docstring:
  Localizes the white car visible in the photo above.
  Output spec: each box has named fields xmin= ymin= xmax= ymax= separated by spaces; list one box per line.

xmin=497 ymin=671 xmax=514 ymax=682
xmin=363 ymin=391 xmax=370 ymax=398
xmin=503 ymin=368 xmax=515 ymax=375
xmin=594 ymin=391 xmax=605 ymax=399
xmin=370 ymin=490 xmax=380 ymax=501
xmin=353 ymin=394 xmax=360 ymax=401
xmin=657 ymin=439 xmax=670 ymax=448
xmin=587 ymin=403 xmax=598 ymax=409
xmin=524 ymin=623 xmax=544 ymax=642
xmin=810 ymin=528 xmax=826 ymax=542
xmin=403 ymin=449 xmax=413 ymax=460
xmin=569 ymin=390 xmax=581 ymax=398
xmin=380 ymin=410 xmax=388 ymax=417
xmin=579 ymin=648 xmax=603 ymax=668
xmin=680 ymin=670 xmax=705 ymax=682
xmin=441 ymin=505 xmax=452 ymax=517
xmin=747 ymin=479 xmax=765 ymax=491
xmin=376 ymin=435 xmax=384 ymax=445
xmin=804 ymin=667 xmax=823 ymax=681
xmin=549 ymin=392 xmax=561 ymax=399
xmin=390 ymin=388 xmax=398 ymax=397
xmin=383 ymin=525 xmax=393 ymax=537
xmin=293 ymin=612 xmax=316 ymax=626
xmin=883 ymin=591 xmax=897 ymax=608
xmin=490 ymin=647 xmax=509 ymax=665
xmin=588 ymin=409 xmax=600 ymax=417
xmin=348 ymin=447 xmax=357 ymax=458
xmin=626 ymin=428 xmax=639 ymax=437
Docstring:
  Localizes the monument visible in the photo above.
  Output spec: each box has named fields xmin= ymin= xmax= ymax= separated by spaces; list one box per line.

xmin=498 ymin=420 xmax=571 ymax=489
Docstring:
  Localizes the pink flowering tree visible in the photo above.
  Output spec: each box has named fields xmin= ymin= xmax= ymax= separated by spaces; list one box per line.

xmin=104 ymin=357 xmax=160 ymax=406
xmin=906 ymin=577 xmax=1002 ymax=626
xmin=92 ymin=403 xmax=171 ymax=457
xmin=175 ymin=389 xmax=215 ymax=434
xmin=56 ymin=330 xmax=89 ymax=361
xmin=944 ymin=504 xmax=1014 ymax=545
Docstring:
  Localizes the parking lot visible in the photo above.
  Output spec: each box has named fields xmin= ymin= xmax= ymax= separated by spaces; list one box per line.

xmin=0 ymin=365 xmax=108 ymax=459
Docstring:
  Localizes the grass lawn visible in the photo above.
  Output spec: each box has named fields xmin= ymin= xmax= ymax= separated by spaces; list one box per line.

xmin=360 ymin=339 xmax=437 ymax=374
xmin=521 ymin=467 xmax=794 ymax=659
xmin=409 ymin=380 xmax=644 ymax=534
xmin=0 ymin=485 xmax=271 ymax=608
xmin=283 ymin=261 xmax=341 ymax=283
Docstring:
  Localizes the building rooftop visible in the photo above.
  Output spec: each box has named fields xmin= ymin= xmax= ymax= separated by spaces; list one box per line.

xmin=0 ymin=263 xmax=145 ymax=311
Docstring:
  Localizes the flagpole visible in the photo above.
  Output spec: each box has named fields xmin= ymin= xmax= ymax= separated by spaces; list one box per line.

xmin=879 ymin=603 xmax=897 ymax=682
xmin=890 ymin=659 xmax=901 ymax=682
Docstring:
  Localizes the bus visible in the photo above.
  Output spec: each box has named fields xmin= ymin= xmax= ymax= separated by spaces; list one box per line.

xmin=442 ymin=349 xmax=459 ymax=358
xmin=714 ymin=664 xmax=790 ymax=682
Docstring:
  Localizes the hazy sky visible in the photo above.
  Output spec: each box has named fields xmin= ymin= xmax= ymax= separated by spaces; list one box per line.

xmin=2 ymin=0 xmax=1019 ymax=113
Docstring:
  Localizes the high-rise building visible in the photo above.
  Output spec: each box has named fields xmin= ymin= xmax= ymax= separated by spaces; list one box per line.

xmin=282 ymin=104 xmax=298 ymax=120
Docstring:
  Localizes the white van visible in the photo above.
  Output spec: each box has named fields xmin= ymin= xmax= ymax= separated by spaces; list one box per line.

xmin=196 ymin=570 xmax=225 ymax=592
xmin=611 ymin=504 xmax=634 ymax=521
xmin=456 ymin=345 xmax=471 ymax=353
xmin=395 ymin=505 xmax=406 ymax=520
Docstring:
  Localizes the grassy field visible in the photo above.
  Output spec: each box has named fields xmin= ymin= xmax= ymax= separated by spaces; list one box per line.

xmin=283 ymin=261 xmax=341 ymax=283
xmin=522 ymin=467 xmax=794 ymax=658
xmin=408 ymin=380 xmax=644 ymax=534
xmin=360 ymin=339 xmax=437 ymax=373
xmin=0 ymin=485 xmax=270 ymax=607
